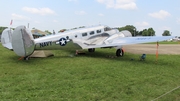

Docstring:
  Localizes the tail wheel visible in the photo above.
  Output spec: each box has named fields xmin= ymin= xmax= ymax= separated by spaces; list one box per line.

xmin=24 ymin=56 xmax=30 ymax=60
xmin=88 ymin=48 xmax=95 ymax=52
xmin=116 ymin=49 xmax=124 ymax=57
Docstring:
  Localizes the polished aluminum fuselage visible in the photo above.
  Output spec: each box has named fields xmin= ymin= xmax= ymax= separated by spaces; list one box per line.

xmin=34 ymin=25 xmax=121 ymax=50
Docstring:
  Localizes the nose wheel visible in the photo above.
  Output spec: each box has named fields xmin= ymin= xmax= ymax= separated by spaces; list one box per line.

xmin=116 ymin=49 xmax=124 ymax=57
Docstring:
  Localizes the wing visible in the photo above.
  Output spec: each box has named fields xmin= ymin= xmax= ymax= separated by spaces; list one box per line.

xmin=108 ymin=36 xmax=174 ymax=45
xmin=74 ymin=36 xmax=175 ymax=49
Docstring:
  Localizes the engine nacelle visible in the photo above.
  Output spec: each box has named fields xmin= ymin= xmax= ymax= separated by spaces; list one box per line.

xmin=119 ymin=30 xmax=132 ymax=37
xmin=104 ymin=30 xmax=132 ymax=44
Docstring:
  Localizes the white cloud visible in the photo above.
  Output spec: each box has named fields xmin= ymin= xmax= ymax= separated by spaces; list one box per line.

xmin=148 ymin=10 xmax=171 ymax=20
xmin=11 ymin=13 xmax=30 ymax=21
xmin=53 ymin=20 xmax=58 ymax=23
xmin=98 ymin=13 xmax=104 ymax=16
xmin=22 ymin=7 xmax=55 ymax=15
xmin=135 ymin=21 xmax=149 ymax=30
xmin=75 ymin=11 xmax=87 ymax=15
xmin=96 ymin=0 xmax=137 ymax=10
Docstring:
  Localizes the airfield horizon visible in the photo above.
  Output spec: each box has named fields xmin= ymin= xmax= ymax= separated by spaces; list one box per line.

xmin=123 ymin=43 xmax=180 ymax=55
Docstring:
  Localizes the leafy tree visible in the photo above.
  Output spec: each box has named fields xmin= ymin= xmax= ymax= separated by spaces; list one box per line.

xmin=162 ymin=30 xmax=171 ymax=36
xmin=0 ymin=27 xmax=8 ymax=35
xmin=138 ymin=31 xmax=143 ymax=36
xmin=79 ymin=26 xmax=85 ymax=28
xmin=71 ymin=27 xmax=78 ymax=30
xmin=11 ymin=28 xmax=15 ymax=30
xmin=45 ymin=30 xmax=52 ymax=34
xmin=58 ymin=29 xmax=66 ymax=33
xmin=147 ymin=28 xmax=155 ymax=36
xmin=118 ymin=25 xmax=137 ymax=36
xmin=142 ymin=29 xmax=148 ymax=36
xmin=141 ymin=28 xmax=155 ymax=36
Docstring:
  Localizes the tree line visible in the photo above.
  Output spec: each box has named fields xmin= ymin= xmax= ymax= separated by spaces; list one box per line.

xmin=0 ymin=27 xmax=8 ymax=35
xmin=117 ymin=25 xmax=171 ymax=36
xmin=0 ymin=25 xmax=171 ymax=36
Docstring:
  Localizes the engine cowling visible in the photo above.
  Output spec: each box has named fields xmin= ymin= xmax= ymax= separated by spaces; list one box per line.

xmin=104 ymin=30 xmax=132 ymax=44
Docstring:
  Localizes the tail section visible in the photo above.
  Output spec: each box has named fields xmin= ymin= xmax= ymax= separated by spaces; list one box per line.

xmin=12 ymin=26 xmax=35 ymax=57
xmin=1 ymin=28 xmax=13 ymax=50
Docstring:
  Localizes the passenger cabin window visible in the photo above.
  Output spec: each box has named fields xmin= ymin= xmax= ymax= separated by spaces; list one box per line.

xmin=82 ymin=33 xmax=87 ymax=37
xmin=75 ymin=35 xmax=77 ymax=38
xmin=96 ymin=30 xmax=101 ymax=33
xmin=89 ymin=31 xmax=95 ymax=35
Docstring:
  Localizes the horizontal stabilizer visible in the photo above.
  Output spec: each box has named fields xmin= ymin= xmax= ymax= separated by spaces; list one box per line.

xmin=1 ymin=28 xmax=13 ymax=50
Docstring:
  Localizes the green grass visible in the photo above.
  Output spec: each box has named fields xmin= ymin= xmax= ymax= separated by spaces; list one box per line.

xmin=0 ymin=44 xmax=180 ymax=101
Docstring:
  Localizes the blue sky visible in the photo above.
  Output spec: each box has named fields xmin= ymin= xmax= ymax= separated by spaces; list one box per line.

xmin=0 ymin=0 xmax=180 ymax=36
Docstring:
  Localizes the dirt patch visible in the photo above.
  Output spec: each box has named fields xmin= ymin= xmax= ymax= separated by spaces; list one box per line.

xmin=123 ymin=44 xmax=180 ymax=55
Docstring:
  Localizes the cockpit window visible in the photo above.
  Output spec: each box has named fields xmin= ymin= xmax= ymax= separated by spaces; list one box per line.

xmin=104 ymin=27 xmax=111 ymax=31
xmin=96 ymin=30 xmax=101 ymax=33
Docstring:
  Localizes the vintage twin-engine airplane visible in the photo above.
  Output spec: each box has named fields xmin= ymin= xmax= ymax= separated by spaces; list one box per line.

xmin=1 ymin=25 xmax=174 ymax=60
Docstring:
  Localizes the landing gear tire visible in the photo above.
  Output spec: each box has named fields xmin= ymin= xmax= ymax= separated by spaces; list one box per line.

xmin=88 ymin=48 xmax=95 ymax=52
xmin=116 ymin=49 xmax=124 ymax=57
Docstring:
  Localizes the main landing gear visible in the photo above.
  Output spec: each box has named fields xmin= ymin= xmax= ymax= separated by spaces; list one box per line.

xmin=88 ymin=48 xmax=124 ymax=57
xmin=88 ymin=48 xmax=95 ymax=52
xmin=116 ymin=49 xmax=124 ymax=57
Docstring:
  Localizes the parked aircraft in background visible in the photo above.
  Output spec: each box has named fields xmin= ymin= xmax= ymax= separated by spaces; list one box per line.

xmin=1 ymin=25 xmax=174 ymax=60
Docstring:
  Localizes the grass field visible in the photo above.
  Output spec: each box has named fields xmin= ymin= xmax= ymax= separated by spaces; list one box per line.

xmin=0 ymin=44 xmax=180 ymax=101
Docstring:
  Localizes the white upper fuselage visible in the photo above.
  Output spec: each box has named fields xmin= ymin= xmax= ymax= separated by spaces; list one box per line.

xmin=34 ymin=25 xmax=126 ymax=49
xmin=34 ymin=25 xmax=118 ymax=43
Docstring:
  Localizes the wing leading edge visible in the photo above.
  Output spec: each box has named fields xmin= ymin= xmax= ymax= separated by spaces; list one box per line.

xmin=80 ymin=36 xmax=175 ymax=49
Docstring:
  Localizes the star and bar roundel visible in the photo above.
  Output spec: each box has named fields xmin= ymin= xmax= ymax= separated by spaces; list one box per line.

xmin=59 ymin=38 xmax=67 ymax=46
